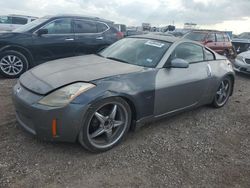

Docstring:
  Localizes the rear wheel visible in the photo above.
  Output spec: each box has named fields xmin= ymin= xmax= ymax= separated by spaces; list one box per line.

xmin=78 ymin=97 xmax=132 ymax=152
xmin=212 ymin=77 xmax=232 ymax=108
xmin=0 ymin=50 xmax=29 ymax=78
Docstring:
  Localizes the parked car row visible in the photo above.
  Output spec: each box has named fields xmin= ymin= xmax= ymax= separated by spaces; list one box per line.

xmin=0 ymin=14 xmax=123 ymax=78
xmin=1 ymin=14 xmax=249 ymax=79
xmin=0 ymin=14 xmax=38 ymax=31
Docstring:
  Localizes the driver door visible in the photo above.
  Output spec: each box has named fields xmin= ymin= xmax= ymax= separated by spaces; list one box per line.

xmin=32 ymin=18 xmax=76 ymax=63
xmin=154 ymin=42 xmax=211 ymax=116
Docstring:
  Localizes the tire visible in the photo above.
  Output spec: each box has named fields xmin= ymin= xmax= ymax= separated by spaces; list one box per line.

xmin=212 ymin=76 xmax=233 ymax=108
xmin=78 ymin=97 xmax=132 ymax=152
xmin=0 ymin=50 xmax=29 ymax=78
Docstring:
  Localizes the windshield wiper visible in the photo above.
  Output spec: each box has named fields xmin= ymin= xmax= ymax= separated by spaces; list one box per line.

xmin=106 ymin=57 xmax=130 ymax=64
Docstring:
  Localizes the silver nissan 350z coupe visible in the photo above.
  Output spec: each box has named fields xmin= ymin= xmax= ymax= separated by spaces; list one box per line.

xmin=12 ymin=35 xmax=235 ymax=152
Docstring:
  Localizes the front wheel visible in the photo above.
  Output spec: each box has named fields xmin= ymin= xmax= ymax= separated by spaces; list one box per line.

xmin=0 ymin=50 xmax=29 ymax=78
xmin=78 ymin=97 xmax=132 ymax=152
xmin=212 ymin=77 xmax=233 ymax=108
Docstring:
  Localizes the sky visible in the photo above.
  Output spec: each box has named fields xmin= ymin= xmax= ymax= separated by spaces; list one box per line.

xmin=0 ymin=0 xmax=250 ymax=34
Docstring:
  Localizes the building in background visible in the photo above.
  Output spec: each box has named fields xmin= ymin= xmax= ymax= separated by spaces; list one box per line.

xmin=184 ymin=23 xmax=197 ymax=30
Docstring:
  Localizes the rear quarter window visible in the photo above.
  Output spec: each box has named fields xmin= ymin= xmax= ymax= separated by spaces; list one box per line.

xmin=204 ymin=48 xmax=215 ymax=61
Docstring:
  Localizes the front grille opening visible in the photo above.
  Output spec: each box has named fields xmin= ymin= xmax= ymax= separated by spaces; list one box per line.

xmin=245 ymin=59 xmax=250 ymax=64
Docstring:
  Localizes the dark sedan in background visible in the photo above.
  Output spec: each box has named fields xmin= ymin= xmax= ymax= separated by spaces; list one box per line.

xmin=232 ymin=32 xmax=250 ymax=54
xmin=0 ymin=14 xmax=123 ymax=78
xmin=13 ymin=35 xmax=235 ymax=152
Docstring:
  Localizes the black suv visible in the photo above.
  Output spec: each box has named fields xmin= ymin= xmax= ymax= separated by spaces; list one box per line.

xmin=0 ymin=14 xmax=123 ymax=78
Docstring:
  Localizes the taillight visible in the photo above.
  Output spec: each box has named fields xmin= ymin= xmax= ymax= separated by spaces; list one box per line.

xmin=116 ymin=32 xmax=124 ymax=39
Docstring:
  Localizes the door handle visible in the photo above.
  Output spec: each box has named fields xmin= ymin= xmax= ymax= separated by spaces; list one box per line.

xmin=96 ymin=36 xmax=104 ymax=40
xmin=65 ymin=38 xmax=74 ymax=41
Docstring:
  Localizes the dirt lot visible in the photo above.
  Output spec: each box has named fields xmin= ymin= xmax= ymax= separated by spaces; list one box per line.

xmin=0 ymin=74 xmax=250 ymax=188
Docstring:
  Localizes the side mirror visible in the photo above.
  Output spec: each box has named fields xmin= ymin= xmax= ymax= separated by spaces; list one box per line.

xmin=171 ymin=58 xmax=189 ymax=68
xmin=37 ymin=29 xmax=48 ymax=36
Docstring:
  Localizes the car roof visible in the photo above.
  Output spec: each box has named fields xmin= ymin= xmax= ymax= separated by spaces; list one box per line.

xmin=42 ymin=14 xmax=114 ymax=24
xmin=190 ymin=30 xmax=226 ymax=34
xmin=7 ymin=14 xmax=38 ymax=19
xmin=129 ymin=34 xmax=180 ymax=43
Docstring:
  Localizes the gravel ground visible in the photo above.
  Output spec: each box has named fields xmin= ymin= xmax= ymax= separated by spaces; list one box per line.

xmin=0 ymin=74 xmax=250 ymax=188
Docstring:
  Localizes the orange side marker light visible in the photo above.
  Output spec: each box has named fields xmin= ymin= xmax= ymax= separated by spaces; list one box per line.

xmin=52 ymin=119 xmax=57 ymax=138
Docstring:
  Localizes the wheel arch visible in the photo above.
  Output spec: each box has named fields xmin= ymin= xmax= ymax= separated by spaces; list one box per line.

xmin=119 ymin=95 xmax=137 ymax=122
xmin=225 ymin=73 xmax=235 ymax=96
xmin=96 ymin=92 xmax=138 ymax=122
xmin=101 ymin=94 xmax=138 ymax=131
xmin=0 ymin=45 xmax=34 ymax=67
xmin=87 ymin=91 xmax=138 ymax=122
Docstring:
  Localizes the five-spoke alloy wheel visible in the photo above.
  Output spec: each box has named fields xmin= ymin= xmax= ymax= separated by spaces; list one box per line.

xmin=79 ymin=97 xmax=131 ymax=152
xmin=213 ymin=76 xmax=232 ymax=108
xmin=0 ymin=50 xmax=29 ymax=78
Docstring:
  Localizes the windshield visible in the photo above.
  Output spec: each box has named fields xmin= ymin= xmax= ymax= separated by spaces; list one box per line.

xmin=184 ymin=32 xmax=207 ymax=41
xmin=13 ymin=18 xmax=48 ymax=32
xmin=99 ymin=38 xmax=171 ymax=68
xmin=238 ymin=32 xmax=250 ymax=39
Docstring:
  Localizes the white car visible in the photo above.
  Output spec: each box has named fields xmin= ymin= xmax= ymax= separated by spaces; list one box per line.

xmin=233 ymin=51 xmax=250 ymax=74
xmin=0 ymin=15 xmax=38 ymax=31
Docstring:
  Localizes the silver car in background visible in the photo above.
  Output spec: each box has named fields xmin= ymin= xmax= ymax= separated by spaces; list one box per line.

xmin=233 ymin=51 xmax=250 ymax=74
xmin=0 ymin=15 xmax=38 ymax=31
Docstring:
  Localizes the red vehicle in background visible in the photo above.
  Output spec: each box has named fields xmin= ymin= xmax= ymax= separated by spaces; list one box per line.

xmin=184 ymin=30 xmax=236 ymax=59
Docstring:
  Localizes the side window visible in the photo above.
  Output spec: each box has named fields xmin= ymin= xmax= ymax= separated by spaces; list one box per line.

xmin=204 ymin=48 xmax=215 ymax=61
xmin=12 ymin=17 xmax=28 ymax=25
xmin=0 ymin=16 xmax=12 ymax=24
xmin=207 ymin=33 xmax=216 ymax=42
xmin=97 ymin=22 xmax=108 ymax=32
xmin=74 ymin=20 xmax=97 ymax=33
xmin=223 ymin=34 xmax=230 ymax=42
xmin=171 ymin=43 xmax=204 ymax=63
xmin=43 ymin=19 xmax=72 ymax=34
xmin=216 ymin=33 xmax=225 ymax=42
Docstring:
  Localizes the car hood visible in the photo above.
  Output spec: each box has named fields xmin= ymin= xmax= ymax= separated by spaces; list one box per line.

xmin=239 ymin=51 xmax=250 ymax=58
xmin=20 ymin=55 xmax=144 ymax=95
xmin=0 ymin=32 xmax=29 ymax=40
xmin=232 ymin=38 xmax=250 ymax=44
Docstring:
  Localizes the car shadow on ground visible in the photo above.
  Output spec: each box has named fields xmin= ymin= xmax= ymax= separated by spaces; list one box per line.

xmin=236 ymin=72 xmax=250 ymax=79
xmin=14 ymin=105 xmax=211 ymax=155
xmin=134 ymin=105 xmax=210 ymax=132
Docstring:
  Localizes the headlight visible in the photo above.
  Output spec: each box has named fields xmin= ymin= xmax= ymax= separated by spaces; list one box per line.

xmin=38 ymin=82 xmax=95 ymax=107
xmin=236 ymin=56 xmax=245 ymax=62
